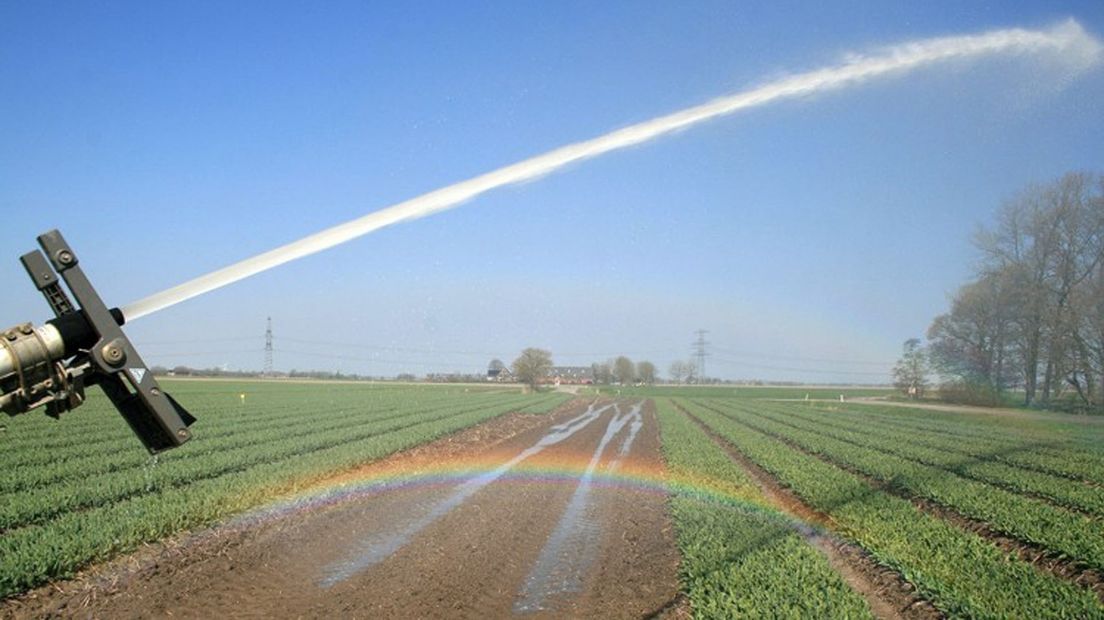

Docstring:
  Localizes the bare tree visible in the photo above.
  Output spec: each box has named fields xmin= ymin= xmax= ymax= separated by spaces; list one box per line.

xmin=892 ymin=339 xmax=930 ymax=399
xmin=512 ymin=348 xmax=552 ymax=391
xmin=636 ymin=360 xmax=657 ymax=385
xmin=591 ymin=361 xmax=613 ymax=385
xmin=932 ymin=172 xmax=1104 ymax=411
xmin=668 ymin=361 xmax=686 ymax=385
xmin=685 ymin=360 xmax=698 ymax=385
xmin=927 ymin=273 xmax=1017 ymax=390
xmin=613 ymin=356 xmax=635 ymax=385
xmin=1071 ymin=257 xmax=1104 ymax=409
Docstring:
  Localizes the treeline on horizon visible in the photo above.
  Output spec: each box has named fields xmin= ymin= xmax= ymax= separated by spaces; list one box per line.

xmin=923 ymin=172 xmax=1103 ymax=413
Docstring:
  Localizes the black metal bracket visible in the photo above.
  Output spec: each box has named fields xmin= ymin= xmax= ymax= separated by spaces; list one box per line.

xmin=20 ymin=250 xmax=76 ymax=317
xmin=27 ymin=230 xmax=196 ymax=453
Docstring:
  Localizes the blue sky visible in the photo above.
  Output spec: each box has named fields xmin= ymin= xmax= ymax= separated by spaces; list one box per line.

xmin=2 ymin=1 xmax=1103 ymax=382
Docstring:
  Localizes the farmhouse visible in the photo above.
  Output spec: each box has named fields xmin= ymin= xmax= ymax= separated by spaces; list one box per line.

xmin=487 ymin=366 xmax=512 ymax=381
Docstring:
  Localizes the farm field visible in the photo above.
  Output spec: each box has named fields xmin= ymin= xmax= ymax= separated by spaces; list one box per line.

xmin=2 ymin=383 xmax=1104 ymax=618
xmin=667 ymin=396 xmax=1104 ymax=618
xmin=0 ymin=380 xmax=569 ymax=599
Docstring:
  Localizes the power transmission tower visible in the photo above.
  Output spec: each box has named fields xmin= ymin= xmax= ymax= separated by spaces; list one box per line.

xmin=264 ymin=317 xmax=274 ymax=376
xmin=692 ymin=329 xmax=709 ymax=384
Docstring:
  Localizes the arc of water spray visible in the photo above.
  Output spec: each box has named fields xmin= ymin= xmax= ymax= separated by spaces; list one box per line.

xmin=122 ymin=20 xmax=1101 ymax=321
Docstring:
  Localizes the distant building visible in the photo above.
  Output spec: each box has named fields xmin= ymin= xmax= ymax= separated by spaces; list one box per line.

xmin=487 ymin=358 xmax=510 ymax=382
xmin=543 ymin=366 xmax=594 ymax=385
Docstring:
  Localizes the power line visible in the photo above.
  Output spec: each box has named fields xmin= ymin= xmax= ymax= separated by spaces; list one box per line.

xmin=135 ymin=336 xmax=261 ymax=346
xmin=710 ymin=355 xmax=892 ymax=377
xmin=279 ymin=336 xmax=499 ymax=357
xmin=143 ymin=349 xmax=260 ymax=359
xmin=711 ymin=346 xmax=894 ymax=366
xmin=279 ymin=348 xmax=480 ymax=370
xmin=279 ymin=336 xmax=679 ymax=360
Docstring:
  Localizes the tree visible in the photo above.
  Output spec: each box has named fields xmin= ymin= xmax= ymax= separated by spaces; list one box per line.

xmin=636 ymin=360 xmax=657 ymax=385
xmin=1070 ymin=258 xmax=1104 ymax=410
xmin=970 ymin=173 xmax=1104 ymax=408
xmin=668 ymin=361 xmax=686 ymax=385
xmin=591 ymin=361 xmax=613 ymax=385
xmin=923 ymin=172 xmax=1103 ymax=411
xmin=927 ymin=273 xmax=1017 ymax=390
xmin=513 ymin=348 xmax=553 ymax=391
xmin=613 ymin=356 xmax=635 ymax=385
xmin=684 ymin=360 xmax=698 ymax=384
xmin=892 ymin=339 xmax=930 ymax=399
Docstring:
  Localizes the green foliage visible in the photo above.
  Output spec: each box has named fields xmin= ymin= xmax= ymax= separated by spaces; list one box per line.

xmin=748 ymin=401 xmax=1104 ymax=517
xmin=655 ymin=400 xmax=874 ymax=619
xmin=677 ymin=398 xmax=1104 ymax=618
xmin=936 ymin=380 xmax=1008 ymax=407
xmin=708 ymin=400 xmax=1104 ymax=570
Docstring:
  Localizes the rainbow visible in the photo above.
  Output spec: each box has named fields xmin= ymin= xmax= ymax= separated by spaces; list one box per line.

xmin=220 ymin=451 xmax=797 ymax=536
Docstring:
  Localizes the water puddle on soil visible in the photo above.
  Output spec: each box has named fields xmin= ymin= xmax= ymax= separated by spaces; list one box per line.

xmin=318 ymin=401 xmax=614 ymax=587
xmin=513 ymin=401 xmax=644 ymax=614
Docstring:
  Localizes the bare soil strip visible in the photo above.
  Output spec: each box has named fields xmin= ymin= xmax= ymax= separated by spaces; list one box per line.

xmin=3 ymin=399 xmax=681 ymax=620
xmin=674 ymin=403 xmax=941 ymax=620
xmin=721 ymin=405 xmax=1104 ymax=602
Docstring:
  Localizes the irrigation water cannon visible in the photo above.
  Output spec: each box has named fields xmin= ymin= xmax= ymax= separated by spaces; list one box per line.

xmin=0 ymin=230 xmax=195 ymax=453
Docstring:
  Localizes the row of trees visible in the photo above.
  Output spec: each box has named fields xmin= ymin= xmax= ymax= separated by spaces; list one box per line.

xmin=667 ymin=360 xmax=700 ymax=385
xmin=921 ymin=173 xmax=1103 ymax=411
xmin=590 ymin=357 xmax=657 ymax=386
xmin=509 ymin=349 xmax=661 ymax=390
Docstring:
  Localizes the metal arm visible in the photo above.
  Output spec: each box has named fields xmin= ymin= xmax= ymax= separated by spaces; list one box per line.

xmin=1 ymin=230 xmax=196 ymax=453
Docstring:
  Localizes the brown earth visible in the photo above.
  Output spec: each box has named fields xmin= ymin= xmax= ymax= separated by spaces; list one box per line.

xmin=2 ymin=399 xmax=681 ymax=620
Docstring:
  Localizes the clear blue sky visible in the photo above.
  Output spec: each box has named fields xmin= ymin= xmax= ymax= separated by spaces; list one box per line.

xmin=2 ymin=1 xmax=1102 ymax=382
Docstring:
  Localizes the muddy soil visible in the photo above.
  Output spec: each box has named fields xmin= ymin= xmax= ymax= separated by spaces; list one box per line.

xmin=3 ymin=400 xmax=681 ymax=619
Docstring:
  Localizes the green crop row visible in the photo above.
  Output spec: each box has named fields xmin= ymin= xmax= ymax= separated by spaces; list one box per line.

xmin=655 ymin=400 xmax=873 ymax=619
xmin=0 ymin=389 xmax=516 ymax=493
xmin=0 ymin=384 xmax=483 ymax=464
xmin=675 ymin=398 xmax=1104 ymax=619
xmin=820 ymin=403 xmax=1104 ymax=484
xmin=1 ymin=381 xmax=513 ymax=448
xmin=0 ymin=392 xmax=538 ymax=531
xmin=824 ymin=401 xmax=1104 ymax=454
xmin=704 ymin=399 xmax=1104 ymax=572
xmin=747 ymin=401 xmax=1104 ymax=518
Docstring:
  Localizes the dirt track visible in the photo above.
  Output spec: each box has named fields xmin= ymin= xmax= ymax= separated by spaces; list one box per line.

xmin=5 ymin=399 xmax=681 ymax=619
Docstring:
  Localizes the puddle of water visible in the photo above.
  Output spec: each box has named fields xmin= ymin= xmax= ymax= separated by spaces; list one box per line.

xmin=318 ymin=401 xmax=614 ymax=587
xmin=514 ymin=401 xmax=644 ymax=613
